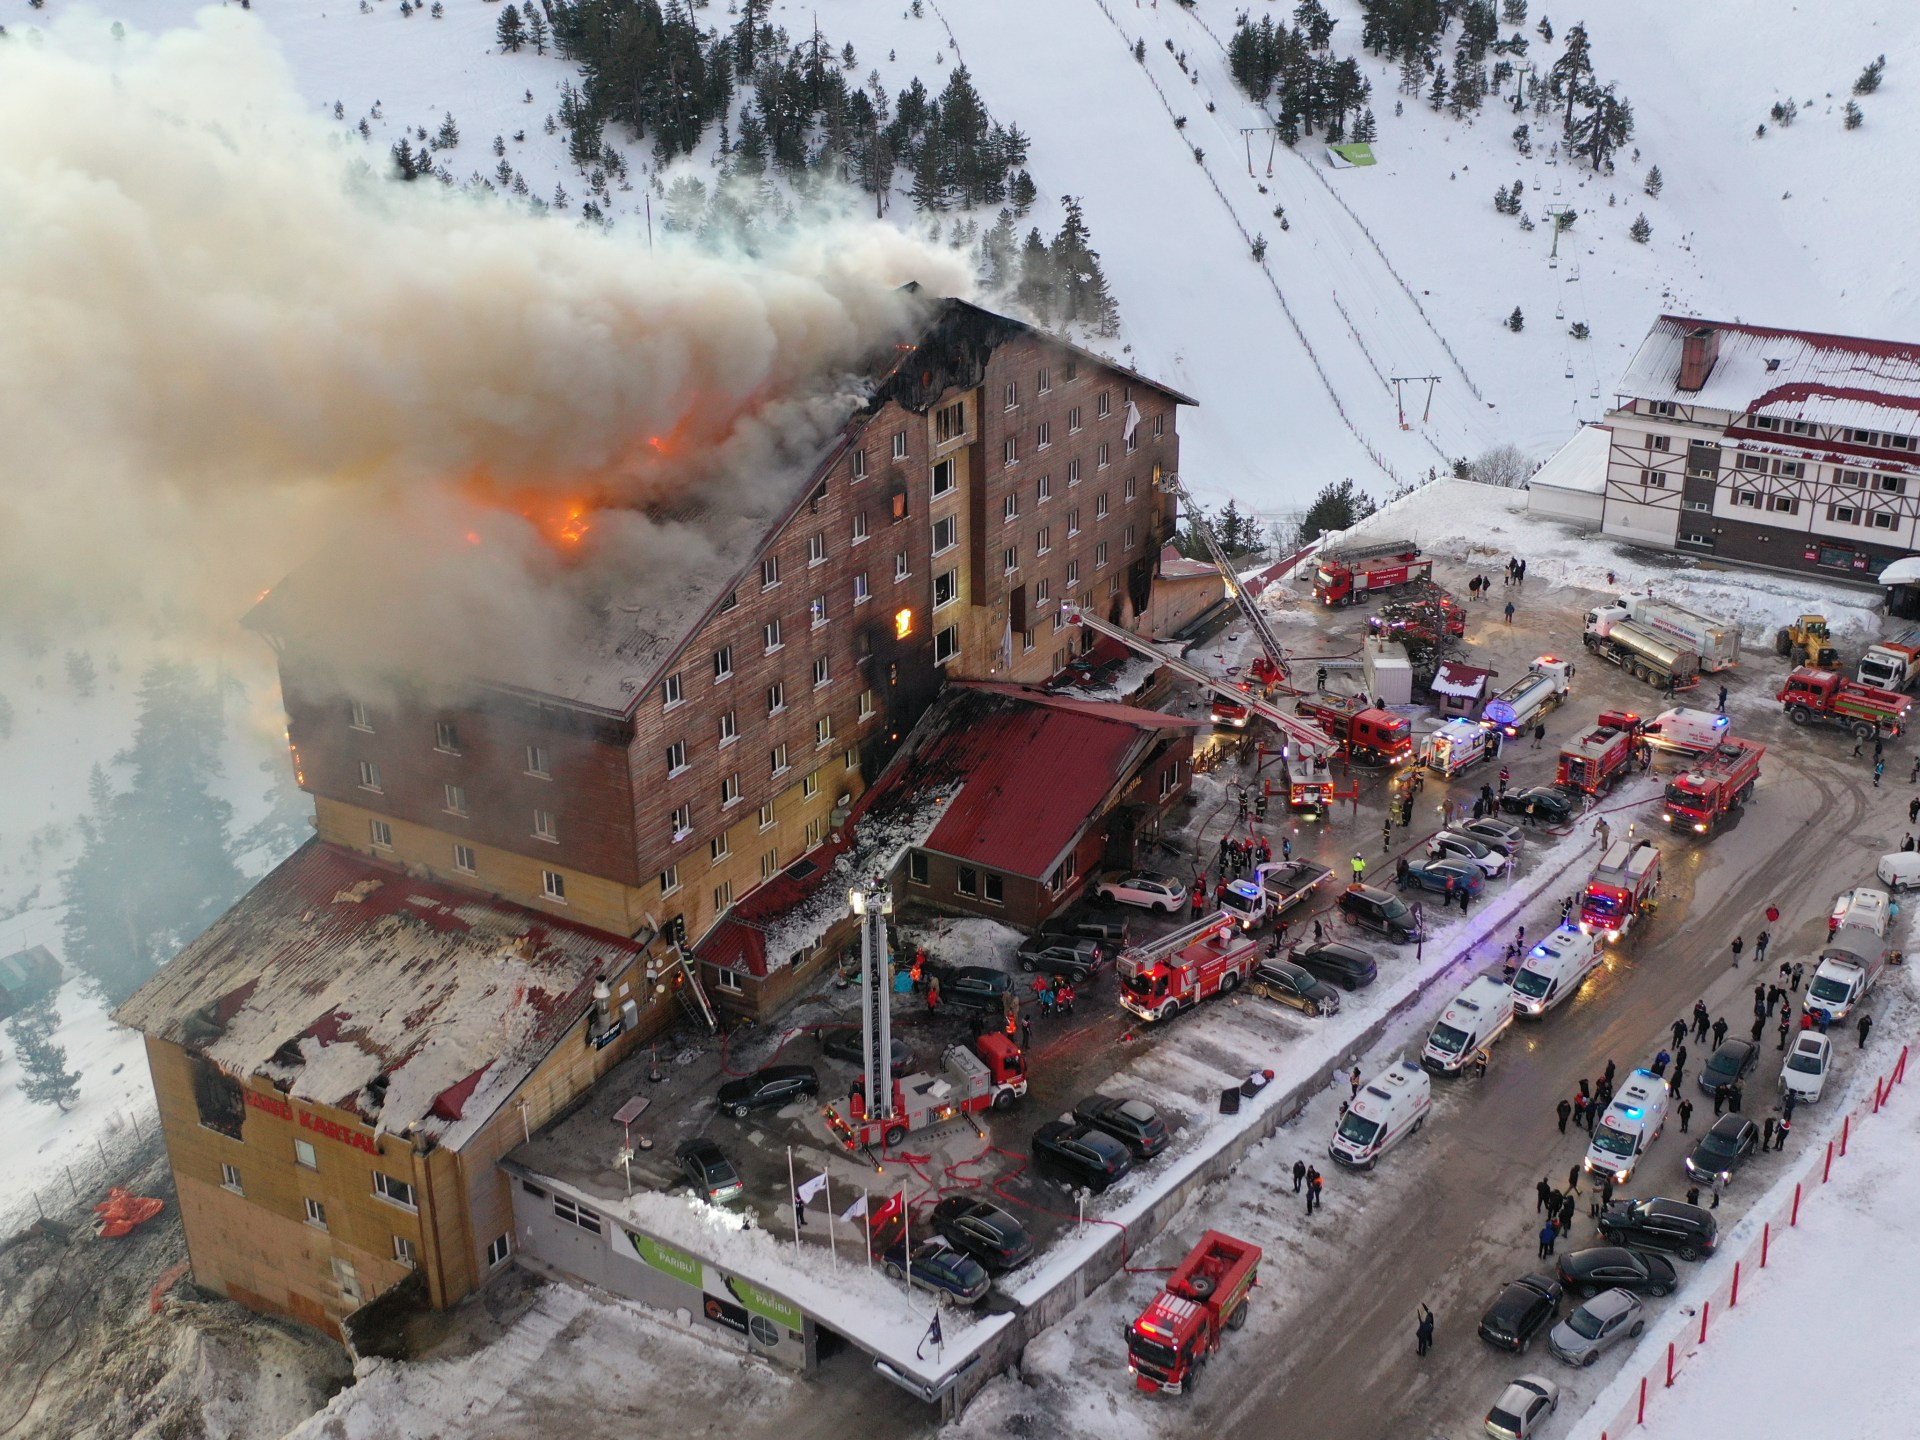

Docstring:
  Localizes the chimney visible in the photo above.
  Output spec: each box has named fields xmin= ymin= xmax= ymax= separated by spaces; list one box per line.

xmin=1677 ymin=326 xmax=1720 ymax=392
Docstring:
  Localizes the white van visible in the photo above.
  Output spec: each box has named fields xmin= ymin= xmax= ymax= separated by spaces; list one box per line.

xmin=1329 ymin=1059 xmax=1432 ymax=1169
xmin=1425 ymin=718 xmax=1497 ymax=777
xmin=1583 ymin=1069 xmax=1671 ymax=1183
xmin=1641 ymin=707 xmax=1731 ymax=755
xmin=1876 ymin=852 xmax=1920 ymax=893
xmin=1805 ymin=922 xmax=1890 ymax=1023
xmin=1828 ymin=887 xmax=1892 ymax=938
xmin=1509 ymin=924 xmax=1605 ymax=1017
xmin=1421 ymin=976 xmax=1515 ymax=1074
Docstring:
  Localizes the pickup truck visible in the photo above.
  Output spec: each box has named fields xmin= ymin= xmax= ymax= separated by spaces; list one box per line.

xmin=1217 ymin=860 xmax=1333 ymax=931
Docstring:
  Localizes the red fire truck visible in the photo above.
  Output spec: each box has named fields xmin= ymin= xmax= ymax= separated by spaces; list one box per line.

xmin=1555 ymin=711 xmax=1642 ymax=795
xmin=1294 ymin=692 xmax=1416 ymax=766
xmin=1312 ymin=540 xmax=1433 ymax=607
xmin=1578 ymin=839 xmax=1661 ymax=941
xmin=1777 ymin=667 xmax=1911 ymax=740
xmin=1662 ymin=738 xmax=1764 ymax=834
xmin=1118 ymin=918 xmax=1265 ymax=1023
xmin=1126 ymin=1231 xmax=1262 ymax=1395
xmin=836 ymin=1033 xmax=1027 ymax=1149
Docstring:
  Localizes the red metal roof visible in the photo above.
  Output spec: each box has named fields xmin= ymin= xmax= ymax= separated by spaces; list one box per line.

xmin=694 ymin=831 xmax=855 ymax=979
xmin=115 ymin=840 xmax=649 ymax=1147
xmin=892 ymin=684 xmax=1199 ymax=880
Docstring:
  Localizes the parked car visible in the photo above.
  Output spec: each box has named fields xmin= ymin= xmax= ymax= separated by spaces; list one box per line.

xmin=1249 ymin=958 xmax=1342 ymax=1016
xmin=929 ymin=1196 xmax=1034 ymax=1272
xmin=1396 ymin=854 xmax=1486 ymax=898
xmin=1876 ymin=850 xmax=1920 ymax=893
xmin=1556 ymin=1246 xmax=1678 ymax=1299
xmin=1461 ymin=816 xmax=1525 ymax=855
xmin=1781 ymin=1031 xmax=1833 ymax=1104
xmin=1484 ymin=1375 xmax=1560 ymax=1439
xmin=1595 ymin=1198 xmax=1718 ymax=1261
xmin=1500 ymin=786 xmax=1579 ymax=825
xmin=1037 ymin=913 xmax=1130 ymax=950
xmin=819 ymin=1027 xmax=913 ymax=1076
xmin=1071 ymin=1095 xmax=1170 ymax=1158
xmin=1015 ymin=936 xmax=1106 ymax=982
xmin=1093 ymin=872 xmax=1187 ymax=913
xmin=1478 ymin=1273 xmax=1564 ymax=1352
xmin=1031 ymin=1120 xmax=1134 ymax=1192
xmin=1337 ymin=884 xmax=1425 ymax=943
xmin=1291 ymin=941 xmax=1380 ymax=991
xmin=1548 ymin=1288 xmax=1646 ymax=1367
xmin=675 ymin=1139 xmax=744 ymax=1203
xmin=715 ymin=1064 xmax=819 ymax=1118
xmin=1428 ymin=831 xmax=1512 ymax=877
xmin=929 ymin=965 xmax=1014 ymax=1011
xmin=881 ymin=1235 xmax=990 ymax=1305
xmin=1685 ymin=1113 xmax=1760 ymax=1187
xmin=1698 ymin=1038 xmax=1759 ymax=1098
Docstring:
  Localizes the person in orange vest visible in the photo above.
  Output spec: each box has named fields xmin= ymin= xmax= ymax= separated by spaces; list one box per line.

xmin=1191 ymin=876 xmax=1208 ymax=918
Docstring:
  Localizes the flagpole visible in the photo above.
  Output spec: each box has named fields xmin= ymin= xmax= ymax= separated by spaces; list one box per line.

xmin=824 ymin=1173 xmax=839 ymax=1263
xmin=863 ymin=1189 xmax=872 ymax=1269
xmin=787 ymin=1146 xmax=800 ymax=1249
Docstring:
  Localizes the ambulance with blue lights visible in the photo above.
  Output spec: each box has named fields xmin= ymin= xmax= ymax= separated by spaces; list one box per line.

xmin=1582 ymin=1068 xmax=1671 ymax=1184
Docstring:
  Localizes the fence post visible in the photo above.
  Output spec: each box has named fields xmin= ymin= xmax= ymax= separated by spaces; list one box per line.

xmin=1875 ymin=1077 xmax=1885 ymax=1113
xmin=1761 ymin=1222 xmax=1771 ymax=1267
xmin=1730 ymin=1260 xmax=1741 ymax=1307
xmin=1699 ymin=1299 xmax=1711 ymax=1344
xmin=1840 ymin=1114 xmax=1851 ymax=1157
xmin=1791 ymin=1182 xmax=1802 ymax=1226
xmin=1637 ymin=1375 xmax=1648 ymax=1425
xmin=1823 ymin=1140 xmax=1834 ymax=1183
xmin=1895 ymin=1044 xmax=1907 ymax=1084
xmin=1666 ymin=1340 xmax=1677 ymax=1387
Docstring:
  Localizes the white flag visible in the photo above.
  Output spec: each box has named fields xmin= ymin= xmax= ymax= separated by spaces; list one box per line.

xmin=839 ymin=1193 xmax=868 ymax=1223
xmin=1122 ymin=399 xmax=1142 ymax=444
xmin=796 ymin=1171 xmax=829 ymax=1205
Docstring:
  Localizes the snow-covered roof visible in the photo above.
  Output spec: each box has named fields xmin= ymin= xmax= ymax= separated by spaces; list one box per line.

xmin=1526 ymin=423 xmax=1611 ymax=496
xmin=1877 ymin=556 xmax=1920 ymax=587
xmin=115 ymin=840 xmax=649 ymax=1149
xmin=1618 ymin=315 xmax=1920 ymax=435
xmin=1431 ymin=662 xmax=1491 ymax=699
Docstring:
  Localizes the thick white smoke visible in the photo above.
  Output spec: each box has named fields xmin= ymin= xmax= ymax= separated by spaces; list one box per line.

xmin=0 ymin=10 xmax=970 ymax=677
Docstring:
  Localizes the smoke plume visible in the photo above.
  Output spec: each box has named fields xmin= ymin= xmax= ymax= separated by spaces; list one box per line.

xmin=0 ymin=11 xmax=969 ymax=689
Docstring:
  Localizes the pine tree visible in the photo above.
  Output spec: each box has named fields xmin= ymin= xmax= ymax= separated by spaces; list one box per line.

xmin=1428 ymin=64 xmax=1449 ymax=111
xmin=1507 ymin=306 xmax=1525 ymax=332
xmin=1568 ymin=84 xmax=1633 ymax=172
xmin=436 ymin=112 xmax=460 ymax=149
xmin=1536 ymin=15 xmax=1553 ymax=44
xmin=496 ymin=3 xmax=525 ymax=53
xmin=391 ymin=136 xmax=419 ymax=180
xmin=1512 ymin=122 xmax=1532 ymax=155
xmin=1015 ymin=226 xmax=1057 ymax=323
xmin=10 ymin=1002 xmax=79 ymax=1112
xmin=1501 ymin=0 xmax=1527 ymax=21
xmin=1629 ymin=212 xmax=1651 ymax=243
xmin=1009 ymin=169 xmax=1036 ymax=215
xmin=1844 ymin=100 xmax=1864 ymax=130
xmin=1569 ymin=320 xmax=1590 ymax=339
xmin=65 ymin=651 xmax=97 ymax=697
xmin=1354 ymin=107 xmax=1377 ymax=142
xmin=525 ymin=6 xmax=548 ymax=54
xmin=1547 ymin=22 xmax=1593 ymax=132
xmin=1853 ymin=55 xmax=1886 ymax=96
xmin=1299 ymin=479 xmax=1377 ymax=542
xmin=1643 ymin=164 xmax=1662 ymax=197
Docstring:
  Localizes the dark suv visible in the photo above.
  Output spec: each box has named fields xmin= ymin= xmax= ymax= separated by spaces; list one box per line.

xmin=929 ymin=1196 xmax=1034 ymax=1272
xmin=1337 ymin=884 xmax=1424 ymax=942
xmin=1031 ymin=1120 xmax=1134 ymax=1193
xmin=715 ymin=1064 xmax=818 ymax=1118
xmin=929 ymin=965 xmax=1014 ymax=1011
xmin=1477 ymin=1273 xmax=1564 ymax=1352
xmin=1015 ymin=936 xmax=1106 ymax=982
xmin=1595 ymin=1198 xmax=1719 ymax=1261
xmin=1071 ymin=1095 xmax=1170 ymax=1158
xmin=1290 ymin=941 xmax=1380 ymax=991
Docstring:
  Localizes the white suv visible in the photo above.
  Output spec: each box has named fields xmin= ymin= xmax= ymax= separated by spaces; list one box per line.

xmin=1781 ymin=1031 xmax=1832 ymax=1104
xmin=1095 ymin=873 xmax=1185 ymax=913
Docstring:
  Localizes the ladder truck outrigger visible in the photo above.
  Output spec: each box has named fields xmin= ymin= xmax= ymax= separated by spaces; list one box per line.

xmin=1061 ymin=602 xmax=1354 ymax=818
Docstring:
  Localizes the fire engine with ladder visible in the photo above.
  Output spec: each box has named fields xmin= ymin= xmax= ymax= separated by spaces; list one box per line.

xmin=1116 ymin=914 xmax=1267 ymax=1022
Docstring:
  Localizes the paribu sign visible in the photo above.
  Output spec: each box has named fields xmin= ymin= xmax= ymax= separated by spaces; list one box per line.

xmin=620 ymin=1228 xmax=804 ymax=1332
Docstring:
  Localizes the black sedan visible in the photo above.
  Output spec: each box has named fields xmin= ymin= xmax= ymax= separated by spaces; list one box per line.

xmin=1031 ymin=1120 xmax=1133 ymax=1193
xmin=1292 ymin=940 xmax=1380 ymax=991
xmin=1500 ymin=786 xmax=1579 ymax=825
xmin=929 ymin=965 xmax=1014 ymax=1011
xmin=675 ymin=1139 xmax=744 ymax=1204
xmin=1478 ymin=1274 xmax=1564 ymax=1353
xmin=1685 ymin=1113 xmax=1760 ymax=1187
xmin=715 ymin=1063 xmax=819 ymax=1118
xmin=819 ymin=1027 xmax=913 ymax=1076
xmin=1072 ymin=1095 xmax=1170 ymax=1158
xmin=1697 ymin=1038 xmax=1759 ymax=1097
xmin=1556 ymin=1246 xmax=1678 ymax=1299
xmin=929 ymin=1196 xmax=1034 ymax=1273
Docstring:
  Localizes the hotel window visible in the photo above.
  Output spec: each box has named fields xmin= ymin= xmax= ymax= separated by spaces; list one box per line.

xmin=935 ymin=401 xmax=965 ymax=443
xmin=434 ymin=720 xmax=460 ymax=753
xmin=767 ymin=681 xmax=786 ymax=715
xmin=1097 ymin=443 xmax=1111 ymax=469
xmin=1647 ymin=401 xmax=1676 ymax=417
xmin=957 ymin=866 xmax=978 ymax=897
xmin=294 ymin=1140 xmax=317 ymax=1169
xmin=1067 ymin=559 xmax=1080 ymax=588
xmin=1037 ymin=367 xmax=1051 ymax=394
xmin=761 ymin=849 xmax=779 ymax=880
xmin=720 ymin=773 xmax=742 ymax=807
xmin=1646 ymin=433 xmax=1671 ymax=452
xmin=719 ymin=710 xmax=738 ymax=746
xmin=369 ymin=819 xmax=392 ymax=849
xmin=666 ymin=740 xmax=687 ymax=775
xmin=305 ymin=1198 xmax=328 ymax=1230
xmin=908 ymin=852 xmax=929 ymax=885
xmin=935 ymin=625 xmax=960 ymax=664
xmin=663 ymin=672 xmax=684 ymax=709
xmin=715 ymin=968 xmax=742 ymax=993
xmin=762 ymin=555 xmax=780 ymax=589
xmin=859 ymin=688 xmax=877 ymax=720
xmin=853 ymin=571 xmax=871 ymax=604
xmin=1067 ymin=507 xmax=1081 ymax=536
xmin=1096 ymin=493 xmax=1110 ymax=520
xmin=1829 ymin=505 xmax=1858 ymax=524
xmin=394 ymin=1236 xmax=418 ymax=1268
xmin=1067 ymin=406 xmax=1082 ymax=433
xmin=1639 ymin=469 xmax=1666 ymax=488
xmin=710 ymin=833 xmax=730 ymax=862
xmin=1152 ymin=412 xmax=1165 ymax=438
xmin=764 ymin=617 xmax=783 ymax=652
xmin=934 ymin=570 xmax=958 ymax=608
xmin=894 ymin=549 xmax=911 ymax=582
xmin=553 ymin=1196 xmax=601 ymax=1234
xmin=809 ymin=595 xmax=829 ymax=628
xmin=1021 ymin=628 xmax=1036 ymax=653
xmin=1837 ymin=469 xmax=1865 ymax=488
xmin=374 ymin=1172 xmax=417 ymax=1211
xmin=671 ymin=804 xmax=692 ymax=841
xmin=1125 ymin=429 xmax=1139 ymax=454
xmin=1068 ymin=457 xmax=1082 ymax=485
xmin=1036 ymin=421 xmax=1052 ymax=450
xmin=221 ymin=1163 xmax=243 ymax=1195
xmin=1004 ymin=437 xmax=1019 ymax=467
xmin=771 ymin=743 xmax=789 ymax=775
xmin=1773 ymin=460 xmax=1805 ymax=479
xmin=815 ymin=716 xmax=834 ymax=747
xmin=1872 ymin=512 xmax=1898 ymax=530
xmin=984 ymin=874 xmax=1005 ymax=905
xmin=349 ymin=700 xmax=372 ymax=732
xmin=1004 ymin=547 xmax=1019 ymax=574
xmin=713 ymin=646 xmax=734 ymax=681
xmin=1037 ymin=474 xmax=1052 ymax=503
xmin=813 ymin=656 xmax=831 ymax=689
xmin=1125 ymin=475 xmax=1138 ymax=501
xmin=892 ymin=432 xmax=909 ymax=460
xmin=1739 ymin=454 xmax=1767 ymax=471
xmin=1064 ymin=357 xmax=1078 ymax=381
xmin=526 ymin=745 xmax=550 ymax=778
xmin=933 ymin=516 xmax=957 ymax=554
xmin=1004 ymin=381 xmax=1019 ymax=410
xmin=542 ymin=870 xmax=566 ymax=902
xmin=1095 ymin=541 xmax=1109 ymax=569
xmin=931 ymin=458 xmax=956 ymax=498
xmin=443 ymin=784 xmax=467 ymax=816
xmin=844 ymin=747 xmax=860 ymax=772
xmin=1047 ymin=853 xmax=1078 ymax=891
xmin=758 ymin=801 xmax=776 ymax=831
xmin=1768 ymin=496 xmax=1798 ymax=514
xmin=1877 ymin=474 xmax=1905 ymax=494
xmin=809 ymin=533 xmax=828 ymax=566
xmin=1124 ymin=524 xmax=1137 ymax=549
xmin=358 ymin=760 xmax=382 ymax=792
xmin=1733 ymin=490 xmax=1761 ymax=508
xmin=660 ymin=864 xmax=681 ymax=895
xmin=802 ymin=771 xmax=819 ymax=799
xmin=1004 ymin=493 xmax=1019 ymax=523
xmin=1036 ymin=527 xmax=1052 ymax=556
xmin=1034 ymin=578 xmax=1050 ymax=605
xmin=805 ymin=817 xmax=824 ymax=849
xmin=852 ymin=511 xmax=869 ymax=544
xmin=487 ymin=1234 xmax=512 ymax=1267
xmin=850 ymin=448 xmax=866 ymax=480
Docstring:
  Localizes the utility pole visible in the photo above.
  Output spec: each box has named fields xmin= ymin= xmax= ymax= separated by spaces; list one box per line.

xmin=1389 ymin=375 xmax=1442 ymax=429
xmin=1238 ymin=126 xmax=1280 ymax=178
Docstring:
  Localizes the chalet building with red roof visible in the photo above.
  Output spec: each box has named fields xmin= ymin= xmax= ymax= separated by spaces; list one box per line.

xmin=1599 ymin=315 xmax=1920 ymax=581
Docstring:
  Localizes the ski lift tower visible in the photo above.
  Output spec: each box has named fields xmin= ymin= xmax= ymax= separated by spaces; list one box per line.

xmin=849 ymin=879 xmax=896 ymax=1125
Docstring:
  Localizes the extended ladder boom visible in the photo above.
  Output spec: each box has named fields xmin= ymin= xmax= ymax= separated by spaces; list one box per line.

xmin=1061 ymin=603 xmax=1339 ymax=756
xmin=1117 ymin=914 xmax=1236 ymax=977
xmin=1161 ymin=475 xmax=1292 ymax=687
